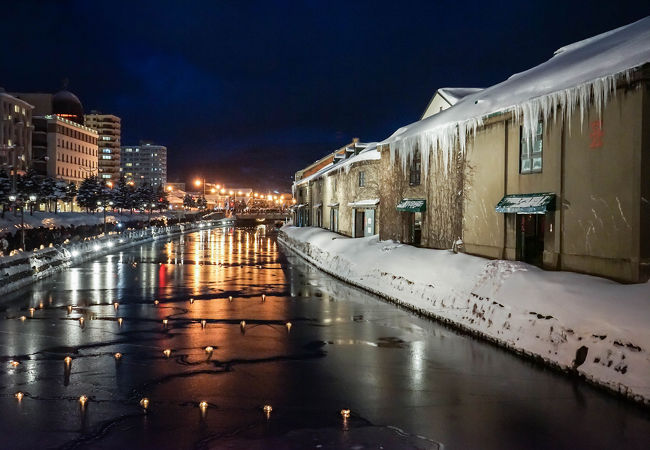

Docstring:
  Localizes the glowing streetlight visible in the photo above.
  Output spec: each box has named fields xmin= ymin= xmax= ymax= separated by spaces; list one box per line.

xmin=113 ymin=302 xmax=119 ymax=310
xmin=204 ymin=346 xmax=214 ymax=353
xmin=117 ymin=317 xmax=123 ymax=326
xmin=64 ymin=356 xmax=72 ymax=366
xmin=340 ymin=409 xmax=351 ymax=418
xmin=163 ymin=349 xmax=172 ymax=358
xmin=9 ymin=360 xmax=20 ymax=367
xmin=286 ymin=322 xmax=292 ymax=331
xmin=162 ymin=319 xmax=168 ymax=326
xmin=15 ymin=392 xmax=24 ymax=401
xmin=79 ymin=395 xmax=88 ymax=406
xmin=201 ymin=319 xmax=207 ymax=329
xmin=114 ymin=352 xmax=123 ymax=360
xmin=140 ymin=398 xmax=150 ymax=410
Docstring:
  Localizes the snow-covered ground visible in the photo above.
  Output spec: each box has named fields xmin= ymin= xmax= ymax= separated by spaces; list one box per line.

xmin=0 ymin=211 xmax=181 ymax=235
xmin=279 ymin=226 xmax=650 ymax=405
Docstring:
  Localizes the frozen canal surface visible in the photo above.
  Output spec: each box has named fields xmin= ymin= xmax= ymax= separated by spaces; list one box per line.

xmin=1 ymin=227 xmax=649 ymax=449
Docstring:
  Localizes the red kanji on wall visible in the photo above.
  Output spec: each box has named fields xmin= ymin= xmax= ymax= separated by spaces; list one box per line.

xmin=590 ymin=120 xmax=604 ymax=148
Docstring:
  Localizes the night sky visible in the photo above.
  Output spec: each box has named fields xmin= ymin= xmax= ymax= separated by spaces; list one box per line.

xmin=2 ymin=1 xmax=649 ymax=190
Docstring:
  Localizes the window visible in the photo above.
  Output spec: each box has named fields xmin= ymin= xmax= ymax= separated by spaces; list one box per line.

xmin=358 ymin=171 xmax=365 ymax=187
xmin=102 ymin=149 xmax=111 ymax=153
xmin=102 ymin=155 xmax=112 ymax=160
xmin=520 ymin=122 xmax=543 ymax=174
xmin=410 ymin=148 xmax=421 ymax=186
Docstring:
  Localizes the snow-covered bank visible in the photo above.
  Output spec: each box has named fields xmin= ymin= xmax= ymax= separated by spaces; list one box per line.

xmin=0 ymin=221 xmax=214 ymax=297
xmin=0 ymin=211 xmax=179 ymax=236
xmin=278 ymin=226 xmax=650 ymax=405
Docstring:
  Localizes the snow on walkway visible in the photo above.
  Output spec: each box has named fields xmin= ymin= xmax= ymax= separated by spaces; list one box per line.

xmin=279 ymin=226 xmax=650 ymax=404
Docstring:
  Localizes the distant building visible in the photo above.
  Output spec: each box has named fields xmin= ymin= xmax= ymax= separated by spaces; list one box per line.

xmin=12 ymin=89 xmax=96 ymax=179
xmin=292 ymin=140 xmax=380 ymax=236
xmin=120 ymin=142 xmax=167 ymax=186
xmin=0 ymin=90 xmax=34 ymax=176
xmin=85 ymin=113 xmax=121 ymax=182
xmin=44 ymin=115 xmax=98 ymax=183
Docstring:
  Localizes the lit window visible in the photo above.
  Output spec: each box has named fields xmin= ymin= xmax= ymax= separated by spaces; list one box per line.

xmin=102 ymin=136 xmax=111 ymax=141
xmin=520 ymin=122 xmax=543 ymax=174
xmin=410 ymin=148 xmax=421 ymax=186
xmin=102 ymin=155 xmax=112 ymax=160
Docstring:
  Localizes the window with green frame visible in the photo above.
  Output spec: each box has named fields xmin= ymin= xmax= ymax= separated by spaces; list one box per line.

xmin=520 ymin=122 xmax=543 ymax=174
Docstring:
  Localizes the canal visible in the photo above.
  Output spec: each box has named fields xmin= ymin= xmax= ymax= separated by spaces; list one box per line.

xmin=1 ymin=227 xmax=649 ymax=449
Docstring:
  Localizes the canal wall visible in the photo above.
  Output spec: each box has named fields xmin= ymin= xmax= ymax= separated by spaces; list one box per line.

xmin=278 ymin=225 xmax=650 ymax=406
xmin=0 ymin=221 xmax=216 ymax=297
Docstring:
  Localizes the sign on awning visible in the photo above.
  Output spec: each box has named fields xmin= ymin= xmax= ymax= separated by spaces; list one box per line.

xmin=396 ymin=198 xmax=426 ymax=212
xmin=495 ymin=193 xmax=555 ymax=214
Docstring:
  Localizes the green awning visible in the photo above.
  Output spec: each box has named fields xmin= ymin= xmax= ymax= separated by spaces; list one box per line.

xmin=396 ymin=198 xmax=426 ymax=212
xmin=495 ymin=193 xmax=555 ymax=214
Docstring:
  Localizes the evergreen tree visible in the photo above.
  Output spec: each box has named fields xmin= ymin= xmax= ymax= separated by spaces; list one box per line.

xmin=77 ymin=176 xmax=101 ymax=212
xmin=39 ymin=177 xmax=56 ymax=212
xmin=196 ymin=196 xmax=207 ymax=210
xmin=111 ymin=177 xmax=131 ymax=212
xmin=63 ymin=182 xmax=77 ymax=210
xmin=135 ymin=183 xmax=155 ymax=211
xmin=0 ymin=170 xmax=12 ymax=218
xmin=183 ymin=193 xmax=196 ymax=209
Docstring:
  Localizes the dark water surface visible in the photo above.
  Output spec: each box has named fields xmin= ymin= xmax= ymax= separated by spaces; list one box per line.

xmin=1 ymin=227 xmax=649 ymax=449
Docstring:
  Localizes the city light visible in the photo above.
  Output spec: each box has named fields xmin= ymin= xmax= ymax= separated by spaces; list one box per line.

xmin=163 ymin=349 xmax=172 ymax=358
xmin=194 ymin=179 xmax=202 ymax=186
xmin=140 ymin=398 xmax=150 ymax=410
xmin=79 ymin=395 xmax=88 ymax=406
xmin=15 ymin=392 xmax=24 ymax=401
xmin=114 ymin=352 xmax=122 ymax=360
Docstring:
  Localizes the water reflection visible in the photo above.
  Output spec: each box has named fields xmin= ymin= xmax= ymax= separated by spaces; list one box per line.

xmin=0 ymin=227 xmax=649 ymax=450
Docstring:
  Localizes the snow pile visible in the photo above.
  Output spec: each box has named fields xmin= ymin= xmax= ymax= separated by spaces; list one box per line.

xmin=386 ymin=16 xmax=650 ymax=175
xmin=279 ymin=226 xmax=650 ymax=404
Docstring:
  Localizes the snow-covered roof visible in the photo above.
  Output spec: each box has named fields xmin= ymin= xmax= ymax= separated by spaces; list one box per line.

xmin=436 ymin=88 xmax=484 ymax=105
xmin=348 ymin=198 xmax=380 ymax=208
xmin=385 ymin=16 xmax=650 ymax=173
xmin=295 ymin=142 xmax=379 ymax=187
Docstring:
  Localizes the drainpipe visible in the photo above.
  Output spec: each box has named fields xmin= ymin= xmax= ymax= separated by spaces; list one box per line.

xmin=502 ymin=121 xmax=509 ymax=259
xmin=559 ymin=114 xmax=566 ymax=269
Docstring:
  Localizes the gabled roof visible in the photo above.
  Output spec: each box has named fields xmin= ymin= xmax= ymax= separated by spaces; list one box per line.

xmin=436 ymin=88 xmax=484 ymax=105
xmin=387 ymin=16 xmax=650 ymax=159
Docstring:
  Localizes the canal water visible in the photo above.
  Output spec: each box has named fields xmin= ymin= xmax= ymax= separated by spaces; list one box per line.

xmin=1 ymin=227 xmax=649 ymax=449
